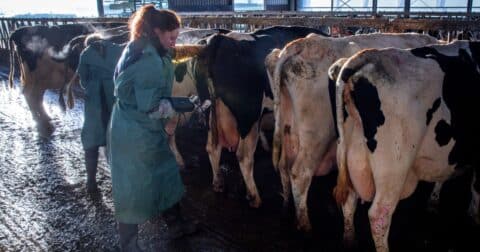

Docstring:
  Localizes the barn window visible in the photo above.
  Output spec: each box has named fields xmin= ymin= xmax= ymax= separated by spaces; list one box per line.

xmin=474 ymin=0 xmax=480 ymax=12
xmin=234 ymin=0 xmax=265 ymax=11
xmin=299 ymin=0 xmax=373 ymax=11
xmin=410 ymin=0 xmax=468 ymax=12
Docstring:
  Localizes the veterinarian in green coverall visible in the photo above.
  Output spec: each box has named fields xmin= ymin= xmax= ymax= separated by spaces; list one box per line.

xmin=108 ymin=5 xmax=203 ymax=251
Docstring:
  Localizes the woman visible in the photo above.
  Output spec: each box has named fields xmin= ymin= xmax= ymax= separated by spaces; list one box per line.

xmin=109 ymin=5 xmax=200 ymax=251
xmin=78 ymin=35 xmax=124 ymax=193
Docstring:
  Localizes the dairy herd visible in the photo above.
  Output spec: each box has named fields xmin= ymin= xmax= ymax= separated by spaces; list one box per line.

xmin=8 ymin=23 xmax=479 ymax=251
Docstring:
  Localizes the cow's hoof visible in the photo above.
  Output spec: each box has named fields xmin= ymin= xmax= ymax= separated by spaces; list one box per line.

xmin=212 ymin=181 xmax=224 ymax=192
xmin=343 ymin=236 xmax=358 ymax=251
xmin=342 ymin=226 xmax=357 ymax=250
xmin=296 ymin=221 xmax=312 ymax=233
xmin=37 ymin=122 xmax=54 ymax=138
xmin=246 ymin=195 xmax=261 ymax=208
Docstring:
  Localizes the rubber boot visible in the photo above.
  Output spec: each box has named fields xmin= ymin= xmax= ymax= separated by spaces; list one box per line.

xmin=118 ymin=223 xmax=142 ymax=252
xmin=85 ymin=147 xmax=99 ymax=193
xmin=163 ymin=203 xmax=198 ymax=239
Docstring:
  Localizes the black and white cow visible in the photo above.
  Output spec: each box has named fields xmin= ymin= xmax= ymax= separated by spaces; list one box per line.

xmin=194 ymin=26 xmax=328 ymax=208
xmin=265 ymin=32 xmax=439 ymax=231
xmin=334 ymin=40 xmax=480 ymax=252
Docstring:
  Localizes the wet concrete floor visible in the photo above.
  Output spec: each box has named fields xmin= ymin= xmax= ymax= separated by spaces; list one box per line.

xmin=0 ymin=68 xmax=479 ymax=252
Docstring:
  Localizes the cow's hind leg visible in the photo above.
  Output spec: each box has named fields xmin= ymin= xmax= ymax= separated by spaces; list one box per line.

xmin=342 ymin=190 xmax=358 ymax=248
xmin=278 ymin=146 xmax=291 ymax=207
xmin=290 ymin=149 xmax=317 ymax=231
xmin=368 ymin=160 xmax=411 ymax=252
xmin=206 ymin=127 xmax=223 ymax=192
xmin=236 ymin=122 xmax=262 ymax=208
xmin=23 ymin=84 xmax=53 ymax=137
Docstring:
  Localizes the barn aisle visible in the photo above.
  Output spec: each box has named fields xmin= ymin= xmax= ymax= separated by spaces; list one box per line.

xmin=0 ymin=68 xmax=478 ymax=252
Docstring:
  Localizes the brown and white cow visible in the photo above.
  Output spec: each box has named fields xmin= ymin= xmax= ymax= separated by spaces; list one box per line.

xmin=8 ymin=23 xmax=125 ymax=137
xmin=333 ymin=40 xmax=480 ymax=252
xmin=194 ymin=26 xmax=327 ymax=208
xmin=265 ymin=33 xmax=439 ymax=231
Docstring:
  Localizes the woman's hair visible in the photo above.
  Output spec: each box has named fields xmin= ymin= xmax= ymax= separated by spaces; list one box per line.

xmin=128 ymin=5 xmax=181 ymax=42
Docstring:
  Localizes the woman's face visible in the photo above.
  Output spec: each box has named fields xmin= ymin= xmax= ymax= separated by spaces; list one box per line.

xmin=154 ymin=28 xmax=180 ymax=49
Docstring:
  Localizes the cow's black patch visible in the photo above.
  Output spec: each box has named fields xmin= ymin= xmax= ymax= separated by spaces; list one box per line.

xmin=351 ymin=77 xmax=385 ymax=152
xmin=253 ymin=26 xmax=328 ymax=48
xmin=10 ymin=24 xmax=94 ymax=72
xmin=434 ymin=120 xmax=452 ymax=146
xmin=174 ymin=61 xmax=188 ymax=83
xmin=191 ymin=58 xmax=211 ymax=102
xmin=340 ymin=68 xmax=357 ymax=82
xmin=411 ymin=42 xmax=480 ymax=167
xmin=426 ymin=98 xmax=442 ymax=125
xmin=411 ymin=46 xmax=439 ymax=59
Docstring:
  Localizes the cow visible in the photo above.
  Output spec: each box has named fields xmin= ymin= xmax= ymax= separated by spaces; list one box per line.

xmin=333 ymin=40 xmax=480 ymax=252
xmin=164 ymin=28 xmax=232 ymax=169
xmin=8 ymin=23 xmax=125 ymax=137
xmin=193 ymin=26 xmax=327 ymax=208
xmin=265 ymin=33 xmax=440 ymax=231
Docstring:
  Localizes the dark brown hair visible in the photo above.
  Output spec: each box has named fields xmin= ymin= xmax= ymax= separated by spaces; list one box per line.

xmin=128 ymin=5 xmax=181 ymax=42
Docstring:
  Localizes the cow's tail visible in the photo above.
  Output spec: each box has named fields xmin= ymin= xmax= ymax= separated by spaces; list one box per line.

xmin=265 ymin=49 xmax=282 ymax=171
xmin=65 ymin=73 xmax=78 ymax=110
xmin=8 ymin=37 xmax=16 ymax=88
xmin=270 ymin=41 xmax=304 ymax=170
xmin=333 ymin=62 xmax=357 ymax=206
xmin=333 ymin=49 xmax=379 ymax=205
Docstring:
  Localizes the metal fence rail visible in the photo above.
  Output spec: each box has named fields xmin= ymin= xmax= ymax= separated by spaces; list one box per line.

xmin=1 ymin=12 xmax=480 ymax=50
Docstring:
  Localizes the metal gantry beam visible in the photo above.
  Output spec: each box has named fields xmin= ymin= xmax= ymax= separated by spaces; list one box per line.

xmin=404 ymin=0 xmax=411 ymax=18
xmin=290 ymin=0 xmax=296 ymax=11
xmin=467 ymin=0 xmax=473 ymax=17
xmin=97 ymin=0 xmax=105 ymax=17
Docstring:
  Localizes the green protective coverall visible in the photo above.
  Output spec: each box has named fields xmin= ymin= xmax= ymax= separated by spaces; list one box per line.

xmin=108 ymin=40 xmax=184 ymax=224
xmin=78 ymin=40 xmax=124 ymax=150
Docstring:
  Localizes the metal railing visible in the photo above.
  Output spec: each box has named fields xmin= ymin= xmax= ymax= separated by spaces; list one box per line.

xmin=1 ymin=12 xmax=480 ymax=49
